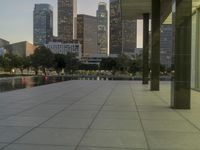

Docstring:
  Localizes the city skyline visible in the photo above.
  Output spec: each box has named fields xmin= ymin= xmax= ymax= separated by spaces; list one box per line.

xmin=0 ymin=0 xmax=109 ymax=44
xmin=0 ymin=0 xmax=143 ymax=48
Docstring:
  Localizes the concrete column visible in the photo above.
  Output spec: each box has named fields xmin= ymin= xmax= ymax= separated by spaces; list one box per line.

xmin=151 ymin=0 xmax=161 ymax=91
xmin=171 ymin=0 xmax=192 ymax=109
xmin=194 ymin=8 xmax=200 ymax=89
xmin=143 ymin=14 xmax=150 ymax=84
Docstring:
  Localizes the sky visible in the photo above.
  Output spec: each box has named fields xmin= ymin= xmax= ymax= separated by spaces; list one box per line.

xmin=0 ymin=0 xmax=143 ymax=48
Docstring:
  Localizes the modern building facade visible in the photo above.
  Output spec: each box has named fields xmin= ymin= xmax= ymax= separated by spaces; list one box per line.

xmin=77 ymin=14 xmax=98 ymax=56
xmin=110 ymin=0 xmax=122 ymax=55
xmin=8 ymin=41 xmax=36 ymax=57
xmin=110 ymin=1 xmax=137 ymax=55
xmin=0 ymin=38 xmax=9 ymax=47
xmin=58 ymin=0 xmax=77 ymax=41
xmin=33 ymin=4 xmax=53 ymax=46
xmin=122 ymin=20 xmax=137 ymax=53
xmin=45 ymin=42 xmax=81 ymax=57
xmin=97 ymin=2 xmax=108 ymax=55
xmin=160 ymin=24 xmax=172 ymax=68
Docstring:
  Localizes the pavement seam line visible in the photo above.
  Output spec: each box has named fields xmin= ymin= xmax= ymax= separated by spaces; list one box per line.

xmin=0 ymin=81 xmax=79 ymax=121
xmin=129 ymin=82 xmax=151 ymax=150
xmin=0 ymin=81 xmax=105 ymax=150
xmin=153 ymin=90 xmax=200 ymax=133
xmin=74 ymin=82 xmax=118 ymax=150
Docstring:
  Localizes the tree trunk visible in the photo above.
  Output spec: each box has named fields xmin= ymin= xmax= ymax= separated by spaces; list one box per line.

xmin=35 ymin=70 xmax=38 ymax=76
xmin=20 ymin=68 xmax=23 ymax=75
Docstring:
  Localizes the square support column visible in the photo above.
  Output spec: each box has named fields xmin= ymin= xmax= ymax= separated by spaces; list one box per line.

xmin=151 ymin=0 xmax=161 ymax=91
xmin=171 ymin=0 xmax=192 ymax=109
xmin=143 ymin=13 xmax=150 ymax=84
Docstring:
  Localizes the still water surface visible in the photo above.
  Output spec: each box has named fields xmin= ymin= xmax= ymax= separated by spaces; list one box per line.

xmin=0 ymin=76 xmax=134 ymax=92
xmin=0 ymin=76 xmax=74 ymax=92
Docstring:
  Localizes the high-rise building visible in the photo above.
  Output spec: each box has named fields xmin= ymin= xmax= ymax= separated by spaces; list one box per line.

xmin=58 ymin=0 xmax=77 ymax=41
xmin=160 ymin=24 xmax=172 ymax=68
xmin=97 ymin=2 xmax=108 ymax=55
xmin=77 ymin=14 xmax=98 ymax=56
xmin=0 ymin=38 xmax=9 ymax=47
xmin=33 ymin=4 xmax=53 ymax=46
xmin=122 ymin=20 xmax=137 ymax=53
xmin=110 ymin=0 xmax=122 ymax=55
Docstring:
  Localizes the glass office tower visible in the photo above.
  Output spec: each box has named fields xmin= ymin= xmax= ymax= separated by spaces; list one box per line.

xmin=33 ymin=4 xmax=53 ymax=46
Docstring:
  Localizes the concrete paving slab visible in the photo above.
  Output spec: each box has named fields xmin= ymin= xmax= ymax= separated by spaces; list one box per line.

xmin=75 ymin=99 xmax=106 ymax=105
xmin=142 ymin=120 xmax=199 ymax=132
xmin=0 ymin=116 xmax=47 ymax=127
xmin=97 ymin=111 xmax=139 ymax=120
xmin=68 ymin=105 xmax=101 ymax=111
xmin=17 ymin=107 xmax=63 ymax=117
xmin=140 ymin=111 xmax=185 ymax=120
xmin=57 ymin=110 xmax=98 ymax=119
xmin=41 ymin=118 xmax=92 ymax=129
xmin=0 ymin=116 xmax=7 ymax=121
xmin=0 ymin=108 xmax=24 ymax=116
xmin=80 ymin=130 xmax=147 ymax=149
xmin=137 ymin=105 xmax=174 ymax=112
xmin=3 ymin=144 xmax=75 ymax=150
xmin=0 ymin=81 xmax=200 ymax=149
xmin=77 ymin=146 xmax=144 ymax=150
xmin=146 ymin=131 xmax=200 ymax=149
xmin=0 ymin=126 xmax=31 ymax=143
xmin=0 ymin=143 xmax=8 ymax=149
xmin=16 ymin=128 xmax=85 ymax=146
xmin=102 ymin=105 xmax=137 ymax=112
xmin=91 ymin=119 xmax=142 ymax=131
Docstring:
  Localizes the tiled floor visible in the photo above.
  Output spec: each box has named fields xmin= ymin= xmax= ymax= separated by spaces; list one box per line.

xmin=0 ymin=80 xmax=200 ymax=150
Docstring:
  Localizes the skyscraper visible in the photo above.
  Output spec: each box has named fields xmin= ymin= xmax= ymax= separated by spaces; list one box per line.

xmin=110 ymin=0 xmax=122 ymax=55
xmin=58 ymin=0 xmax=77 ymax=41
xmin=122 ymin=20 xmax=137 ymax=53
xmin=160 ymin=24 xmax=172 ymax=68
xmin=33 ymin=4 xmax=53 ymax=46
xmin=97 ymin=2 xmax=108 ymax=55
xmin=77 ymin=14 xmax=98 ymax=56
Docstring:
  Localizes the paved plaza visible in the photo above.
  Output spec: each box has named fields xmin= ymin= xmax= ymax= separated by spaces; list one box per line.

xmin=0 ymin=80 xmax=200 ymax=149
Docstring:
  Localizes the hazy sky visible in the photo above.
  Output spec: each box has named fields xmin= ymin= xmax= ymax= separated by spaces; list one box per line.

xmin=0 ymin=0 xmax=143 ymax=47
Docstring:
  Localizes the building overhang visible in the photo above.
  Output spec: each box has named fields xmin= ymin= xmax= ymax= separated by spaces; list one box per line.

xmin=121 ymin=0 xmax=172 ymax=21
xmin=121 ymin=0 xmax=151 ymax=20
xmin=121 ymin=0 xmax=200 ymax=24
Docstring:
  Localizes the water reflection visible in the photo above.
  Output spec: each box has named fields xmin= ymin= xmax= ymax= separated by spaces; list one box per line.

xmin=0 ymin=76 xmax=70 ymax=92
xmin=0 ymin=76 xmax=135 ymax=92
